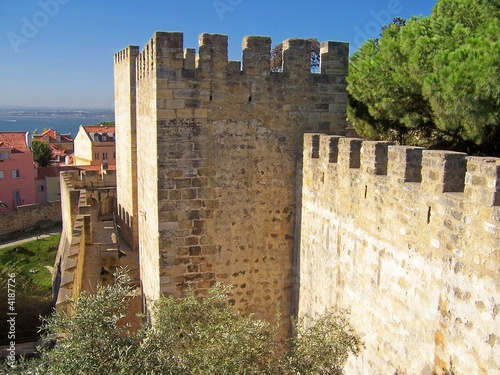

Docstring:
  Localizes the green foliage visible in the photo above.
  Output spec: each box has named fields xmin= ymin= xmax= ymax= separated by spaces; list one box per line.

xmin=40 ymin=272 xmax=135 ymax=374
xmin=31 ymin=139 xmax=52 ymax=167
xmin=6 ymin=269 xmax=137 ymax=375
xmin=0 ymin=235 xmax=59 ymax=344
xmin=0 ymin=356 xmax=40 ymax=375
xmin=288 ymin=310 xmax=362 ymax=375
xmin=0 ymin=262 xmax=37 ymax=299
xmin=2 ymin=270 xmax=362 ymax=374
xmin=0 ymin=234 xmax=60 ymax=291
xmin=139 ymin=284 xmax=280 ymax=374
xmin=348 ymin=0 xmax=500 ymax=155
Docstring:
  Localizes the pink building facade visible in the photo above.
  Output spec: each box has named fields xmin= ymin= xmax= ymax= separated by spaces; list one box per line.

xmin=0 ymin=132 xmax=36 ymax=212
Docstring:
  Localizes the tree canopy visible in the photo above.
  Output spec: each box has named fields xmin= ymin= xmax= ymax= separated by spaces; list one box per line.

xmin=97 ymin=121 xmax=115 ymax=126
xmin=31 ymin=139 xmax=52 ymax=167
xmin=347 ymin=0 xmax=500 ymax=156
xmin=4 ymin=269 xmax=362 ymax=374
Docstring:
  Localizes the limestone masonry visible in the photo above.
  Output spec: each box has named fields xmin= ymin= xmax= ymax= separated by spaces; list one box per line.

xmin=108 ymin=31 xmax=499 ymax=373
xmin=114 ymin=32 xmax=349 ymax=330
xmin=300 ymin=135 xmax=499 ymax=373
xmin=55 ymin=169 xmax=117 ymax=308
xmin=54 ymin=169 xmax=142 ymax=328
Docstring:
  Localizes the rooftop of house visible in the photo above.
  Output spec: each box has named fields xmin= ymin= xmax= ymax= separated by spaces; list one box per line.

xmin=83 ymin=125 xmax=115 ymax=142
xmin=0 ymin=132 xmax=31 ymax=153
xmin=49 ymin=143 xmax=69 ymax=157
xmin=34 ymin=129 xmax=73 ymax=142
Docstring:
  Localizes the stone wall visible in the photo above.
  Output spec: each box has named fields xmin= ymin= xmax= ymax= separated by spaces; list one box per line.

xmin=59 ymin=171 xmax=82 ymax=241
xmin=299 ymin=134 xmax=499 ymax=374
xmin=54 ymin=171 xmax=91 ymax=310
xmin=135 ymin=37 xmax=161 ymax=307
xmin=54 ymin=170 xmax=116 ymax=310
xmin=114 ymin=31 xmax=349 ymax=326
xmin=114 ymin=46 xmax=140 ymax=251
xmin=0 ymin=201 xmax=61 ymax=241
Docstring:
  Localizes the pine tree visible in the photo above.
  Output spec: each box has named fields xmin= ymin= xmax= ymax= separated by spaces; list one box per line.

xmin=348 ymin=0 xmax=500 ymax=155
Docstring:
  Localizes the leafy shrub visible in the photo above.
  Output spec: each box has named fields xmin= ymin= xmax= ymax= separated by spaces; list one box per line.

xmin=2 ymin=269 xmax=362 ymax=375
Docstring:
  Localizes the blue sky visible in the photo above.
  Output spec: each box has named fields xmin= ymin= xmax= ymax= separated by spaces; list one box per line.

xmin=0 ymin=0 xmax=436 ymax=109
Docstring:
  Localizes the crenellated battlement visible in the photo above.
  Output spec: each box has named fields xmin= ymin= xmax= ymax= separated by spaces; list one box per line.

xmin=242 ymin=36 xmax=271 ymax=77
xmin=114 ymin=45 xmax=140 ymax=65
xmin=303 ymin=133 xmax=500 ymax=271
xmin=305 ymin=134 xmax=500 ymax=205
xmin=115 ymin=31 xmax=349 ymax=132
xmin=126 ymin=31 xmax=348 ymax=80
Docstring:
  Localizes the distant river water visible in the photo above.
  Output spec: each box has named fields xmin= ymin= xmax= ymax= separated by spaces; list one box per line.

xmin=0 ymin=115 xmax=115 ymax=138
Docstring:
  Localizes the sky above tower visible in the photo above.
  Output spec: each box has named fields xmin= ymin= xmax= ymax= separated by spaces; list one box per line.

xmin=0 ymin=0 xmax=435 ymax=109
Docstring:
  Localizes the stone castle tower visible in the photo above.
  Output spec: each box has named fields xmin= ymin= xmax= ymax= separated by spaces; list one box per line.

xmin=114 ymin=32 xmax=349 ymax=322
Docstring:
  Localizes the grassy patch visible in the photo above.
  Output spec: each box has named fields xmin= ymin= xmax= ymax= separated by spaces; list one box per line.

xmin=0 ymin=234 xmax=59 ymax=293
xmin=0 ymin=234 xmax=60 ymax=344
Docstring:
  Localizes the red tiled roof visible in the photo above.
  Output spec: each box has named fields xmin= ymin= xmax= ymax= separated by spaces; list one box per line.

xmin=34 ymin=128 xmax=73 ymax=142
xmin=49 ymin=143 xmax=67 ymax=157
xmin=0 ymin=132 xmax=30 ymax=153
xmin=84 ymin=125 xmax=115 ymax=134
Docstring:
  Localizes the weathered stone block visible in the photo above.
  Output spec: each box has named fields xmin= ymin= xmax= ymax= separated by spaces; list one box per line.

xmin=421 ymin=150 xmax=467 ymax=194
xmin=388 ymin=146 xmax=424 ymax=184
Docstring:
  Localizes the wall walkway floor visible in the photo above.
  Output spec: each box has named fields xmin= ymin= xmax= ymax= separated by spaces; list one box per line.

xmin=81 ymin=206 xmax=142 ymax=330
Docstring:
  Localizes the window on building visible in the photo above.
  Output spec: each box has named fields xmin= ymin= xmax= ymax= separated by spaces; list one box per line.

xmin=0 ymin=152 xmax=9 ymax=160
xmin=113 ymin=152 xmax=116 ymax=159
xmin=38 ymin=185 xmax=45 ymax=192
xmin=0 ymin=171 xmax=4 ymax=178
xmin=12 ymin=191 xmax=20 ymax=207
xmin=11 ymin=170 xmax=20 ymax=178
xmin=94 ymin=152 xmax=99 ymax=160
xmin=103 ymin=152 xmax=108 ymax=160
